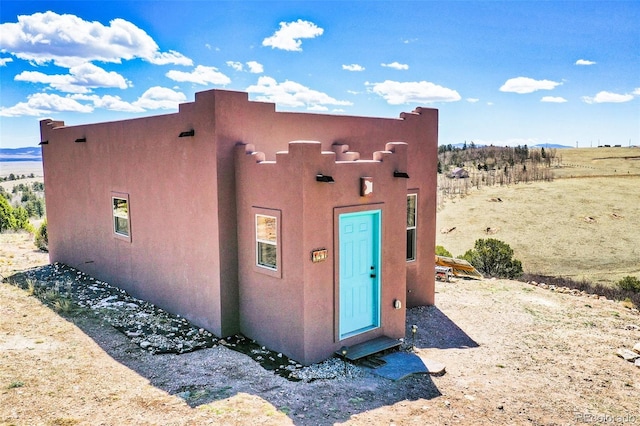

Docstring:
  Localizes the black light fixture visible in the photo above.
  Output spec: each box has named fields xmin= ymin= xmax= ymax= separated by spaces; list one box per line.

xmin=75 ymin=137 xmax=86 ymax=143
xmin=316 ymin=173 xmax=335 ymax=183
xmin=39 ymin=140 xmax=49 ymax=145
xmin=393 ymin=170 xmax=410 ymax=178
xmin=179 ymin=129 xmax=195 ymax=137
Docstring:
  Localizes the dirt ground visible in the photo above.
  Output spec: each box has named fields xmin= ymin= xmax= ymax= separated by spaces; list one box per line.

xmin=1 ymin=231 xmax=639 ymax=425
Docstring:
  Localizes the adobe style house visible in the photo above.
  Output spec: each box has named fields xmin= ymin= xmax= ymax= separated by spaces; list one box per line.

xmin=39 ymin=89 xmax=438 ymax=365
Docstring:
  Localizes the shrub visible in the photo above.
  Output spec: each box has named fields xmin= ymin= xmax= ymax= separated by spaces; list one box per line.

xmin=34 ymin=219 xmax=48 ymax=252
xmin=0 ymin=197 xmax=17 ymax=231
xmin=461 ymin=238 xmax=523 ymax=279
xmin=435 ymin=245 xmax=452 ymax=257
xmin=617 ymin=276 xmax=640 ymax=293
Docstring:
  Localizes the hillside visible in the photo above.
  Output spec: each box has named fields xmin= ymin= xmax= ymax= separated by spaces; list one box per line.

xmin=436 ymin=148 xmax=640 ymax=286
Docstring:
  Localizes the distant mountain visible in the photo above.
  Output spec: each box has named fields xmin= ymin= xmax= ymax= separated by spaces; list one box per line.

xmin=531 ymin=143 xmax=572 ymax=149
xmin=0 ymin=147 xmax=42 ymax=162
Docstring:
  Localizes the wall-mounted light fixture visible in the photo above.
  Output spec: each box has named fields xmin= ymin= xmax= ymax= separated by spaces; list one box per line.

xmin=75 ymin=137 xmax=86 ymax=143
xmin=393 ymin=170 xmax=410 ymax=178
xmin=179 ymin=129 xmax=195 ymax=137
xmin=39 ymin=140 xmax=49 ymax=145
xmin=316 ymin=173 xmax=335 ymax=183
xmin=360 ymin=177 xmax=373 ymax=197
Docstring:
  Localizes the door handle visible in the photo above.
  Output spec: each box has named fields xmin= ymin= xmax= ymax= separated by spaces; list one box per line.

xmin=370 ymin=273 xmax=376 ymax=278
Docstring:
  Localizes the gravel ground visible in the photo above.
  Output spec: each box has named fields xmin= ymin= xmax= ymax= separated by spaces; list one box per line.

xmin=1 ymin=232 xmax=639 ymax=425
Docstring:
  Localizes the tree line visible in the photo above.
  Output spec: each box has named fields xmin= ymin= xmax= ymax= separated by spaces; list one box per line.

xmin=437 ymin=144 xmax=559 ymax=207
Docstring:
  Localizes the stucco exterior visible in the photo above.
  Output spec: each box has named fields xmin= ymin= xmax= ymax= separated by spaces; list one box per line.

xmin=40 ymin=89 xmax=438 ymax=365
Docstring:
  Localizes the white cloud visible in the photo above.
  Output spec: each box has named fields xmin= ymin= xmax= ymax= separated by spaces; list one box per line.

xmin=0 ymin=57 xmax=13 ymax=66
xmin=0 ymin=11 xmax=192 ymax=67
xmin=0 ymin=86 xmax=188 ymax=117
xmin=381 ymin=62 xmax=409 ymax=70
xmin=343 ymin=64 xmax=365 ymax=72
xmin=0 ymin=92 xmax=93 ymax=117
xmin=14 ymin=63 xmax=129 ymax=93
xmin=262 ymin=19 xmax=323 ymax=51
xmin=575 ymin=59 xmax=596 ymax=66
xmin=166 ymin=65 xmax=231 ymax=86
xmin=150 ymin=50 xmax=192 ymax=66
xmin=307 ymin=105 xmax=329 ymax=111
xmin=226 ymin=61 xmax=263 ymax=74
xmin=246 ymin=61 xmax=264 ymax=74
xmin=131 ymin=86 xmax=187 ymax=110
xmin=582 ymin=91 xmax=634 ymax=104
xmin=500 ymin=77 xmax=562 ymax=94
xmin=541 ymin=96 xmax=568 ymax=103
xmin=226 ymin=61 xmax=244 ymax=71
xmin=246 ymin=76 xmax=352 ymax=110
xmin=367 ymin=80 xmax=461 ymax=104
xmin=633 ymin=88 xmax=640 ymax=96
xmin=466 ymin=98 xmax=480 ymax=103
xmin=71 ymin=94 xmax=144 ymax=112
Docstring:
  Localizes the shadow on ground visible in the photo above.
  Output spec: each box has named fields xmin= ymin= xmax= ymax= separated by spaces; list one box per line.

xmin=406 ymin=305 xmax=479 ymax=350
xmin=2 ymin=265 xmax=481 ymax=425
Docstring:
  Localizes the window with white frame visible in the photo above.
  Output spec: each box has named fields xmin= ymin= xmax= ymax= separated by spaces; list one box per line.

xmin=256 ymin=214 xmax=277 ymax=270
xmin=406 ymin=193 xmax=417 ymax=261
xmin=113 ymin=196 xmax=130 ymax=238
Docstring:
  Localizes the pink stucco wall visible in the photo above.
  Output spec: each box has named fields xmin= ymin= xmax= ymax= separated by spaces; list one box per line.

xmin=236 ymin=141 xmax=410 ymax=364
xmin=40 ymin=89 xmax=437 ymax=364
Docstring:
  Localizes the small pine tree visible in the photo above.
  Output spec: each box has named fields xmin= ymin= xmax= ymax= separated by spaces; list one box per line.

xmin=617 ymin=276 xmax=640 ymax=293
xmin=34 ymin=219 xmax=48 ymax=252
xmin=435 ymin=245 xmax=452 ymax=257
xmin=460 ymin=238 xmax=523 ymax=279
xmin=0 ymin=197 xmax=17 ymax=231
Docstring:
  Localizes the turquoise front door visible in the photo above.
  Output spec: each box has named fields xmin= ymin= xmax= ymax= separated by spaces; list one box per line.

xmin=339 ymin=210 xmax=381 ymax=339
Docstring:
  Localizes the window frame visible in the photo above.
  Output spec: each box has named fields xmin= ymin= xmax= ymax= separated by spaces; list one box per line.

xmin=406 ymin=193 xmax=417 ymax=262
xmin=112 ymin=192 xmax=131 ymax=242
xmin=253 ymin=208 xmax=282 ymax=278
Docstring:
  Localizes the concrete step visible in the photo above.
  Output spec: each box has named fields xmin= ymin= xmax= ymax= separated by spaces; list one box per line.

xmin=336 ymin=336 xmax=401 ymax=361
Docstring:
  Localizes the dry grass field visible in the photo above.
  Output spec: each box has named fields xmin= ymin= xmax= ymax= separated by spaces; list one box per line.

xmin=437 ymin=147 xmax=640 ymax=286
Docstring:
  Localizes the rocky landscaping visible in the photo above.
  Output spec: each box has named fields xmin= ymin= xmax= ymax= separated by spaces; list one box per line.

xmin=6 ymin=263 xmax=375 ymax=383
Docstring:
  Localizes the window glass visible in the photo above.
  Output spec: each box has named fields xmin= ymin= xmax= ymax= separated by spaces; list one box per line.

xmin=256 ymin=214 xmax=277 ymax=270
xmin=113 ymin=197 xmax=129 ymax=237
xmin=406 ymin=194 xmax=417 ymax=261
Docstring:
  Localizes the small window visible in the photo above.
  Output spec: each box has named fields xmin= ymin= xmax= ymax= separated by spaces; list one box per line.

xmin=113 ymin=196 xmax=130 ymax=238
xmin=406 ymin=194 xmax=417 ymax=261
xmin=256 ymin=214 xmax=277 ymax=270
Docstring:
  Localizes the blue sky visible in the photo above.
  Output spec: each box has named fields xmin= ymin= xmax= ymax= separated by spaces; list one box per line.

xmin=1 ymin=1 xmax=638 ymax=149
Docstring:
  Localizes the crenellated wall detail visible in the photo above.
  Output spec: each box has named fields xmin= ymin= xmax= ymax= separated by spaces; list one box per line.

xmin=238 ymin=140 xmax=407 ymax=167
